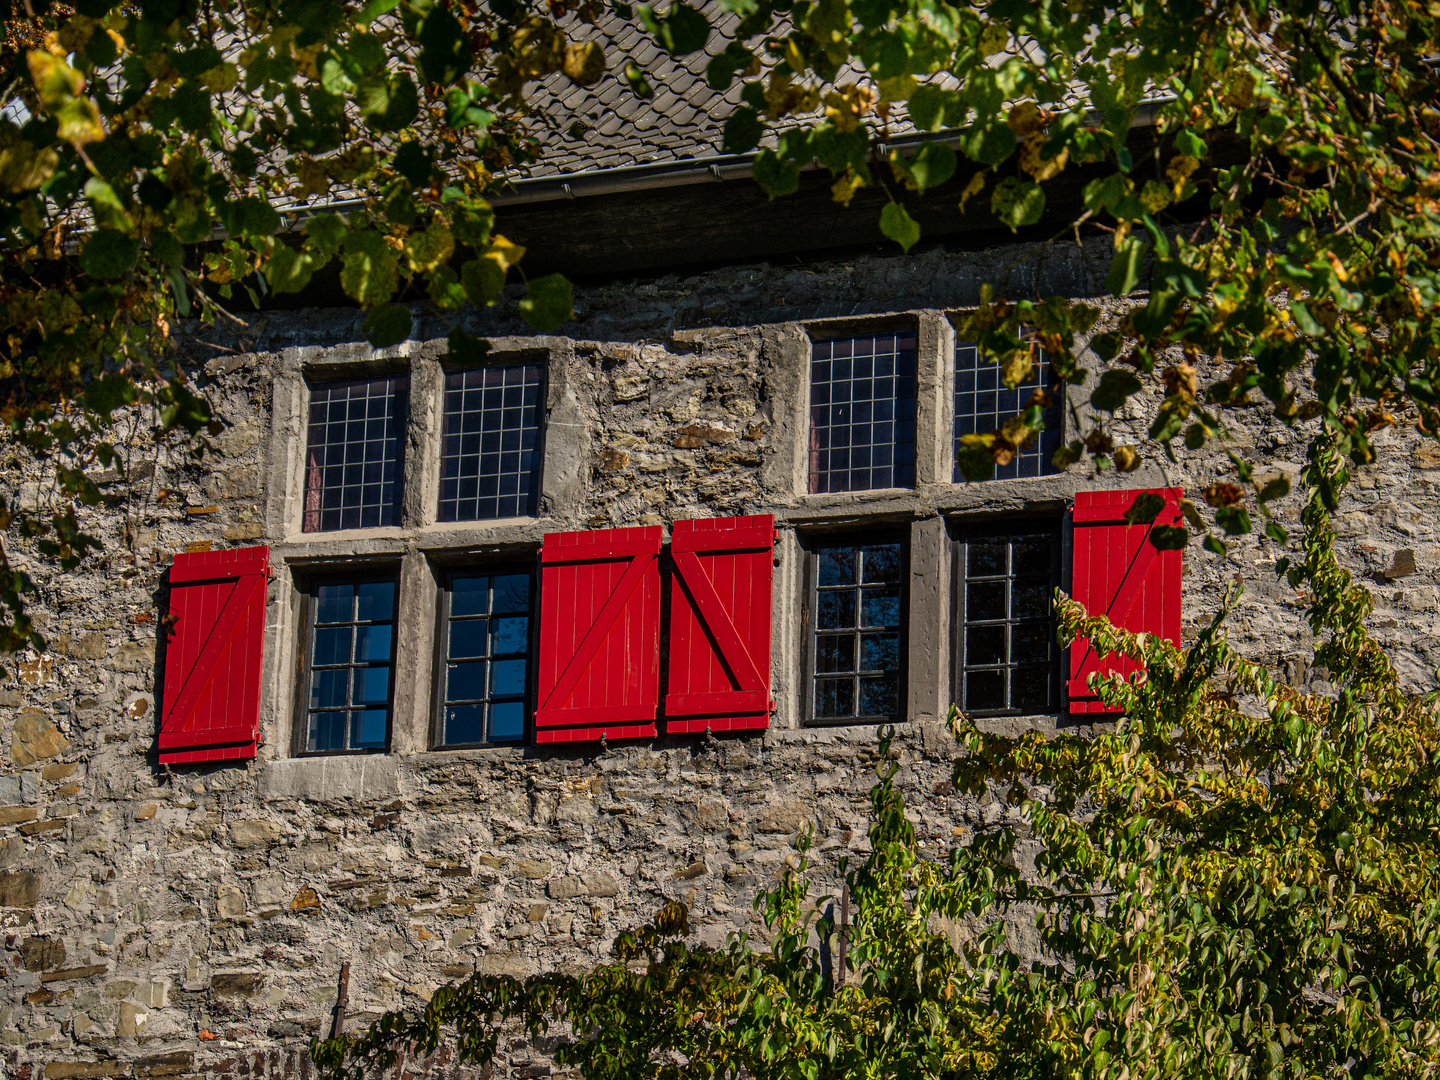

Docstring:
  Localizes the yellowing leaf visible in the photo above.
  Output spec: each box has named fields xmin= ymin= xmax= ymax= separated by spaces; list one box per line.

xmin=28 ymin=50 xmax=104 ymax=147
xmin=340 ymin=229 xmax=399 ymax=305
xmin=1000 ymin=348 xmax=1035 ymax=387
xmin=563 ymin=41 xmax=606 ymax=86
xmin=1019 ymin=134 xmax=1067 ymax=181
xmin=485 ymin=236 xmax=526 ymax=272
xmin=958 ymin=171 xmax=986 ymax=212
xmin=405 ymin=220 xmax=454 ymax=273
xmin=199 ymin=62 xmax=240 ymax=93
xmin=876 ymin=75 xmax=916 ymax=102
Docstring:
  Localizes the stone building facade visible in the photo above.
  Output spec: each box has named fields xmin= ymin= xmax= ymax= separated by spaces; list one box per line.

xmin=1 ymin=153 xmax=1439 ymax=1080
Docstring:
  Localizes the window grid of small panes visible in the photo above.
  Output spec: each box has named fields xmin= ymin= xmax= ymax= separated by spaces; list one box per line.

xmin=438 ymin=571 xmax=532 ymax=746
xmin=810 ymin=540 xmax=904 ymax=723
xmin=957 ymin=533 xmax=1056 ymax=714
xmin=303 ymin=377 xmax=407 ymax=532
xmin=305 ymin=579 xmax=397 ymax=752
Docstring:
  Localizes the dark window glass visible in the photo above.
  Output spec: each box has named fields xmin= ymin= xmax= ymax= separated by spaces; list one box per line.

xmin=438 ymin=571 xmax=533 ymax=746
xmin=953 ymin=344 xmax=1062 ymax=481
xmin=304 ymin=578 xmax=397 ymax=752
xmin=956 ymin=530 xmax=1058 ymax=715
xmin=439 ymin=366 xmax=544 ymax=522
xmin=809 ymin=539 xmax=904 ymax=724
xmin=809 ymin=333 xmax=918 ymax=493
xmin=303 ymin=377 xmax=407 ymax=532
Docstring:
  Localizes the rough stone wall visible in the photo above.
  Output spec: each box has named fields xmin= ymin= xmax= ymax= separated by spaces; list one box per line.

xmin=0 ymin=237 xmax=1434 ymax=1079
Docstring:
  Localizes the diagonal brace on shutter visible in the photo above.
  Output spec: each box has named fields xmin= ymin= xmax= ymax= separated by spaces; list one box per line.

xmin=540 ymin=550 xmax=656 ymax=713
xmin=670 ymin=550 xmax=765 ymax=692
xmin=161 ymin=571 xmax=266 ymax=744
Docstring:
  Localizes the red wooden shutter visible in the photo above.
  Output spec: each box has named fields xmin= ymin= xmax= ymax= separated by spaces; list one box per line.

xmin=1068 ymin=489 xmax=1183 ymax=714
xmin=159 ymin=546 xmax=270 ymax=764
xmin=536 ymin=526 xmax=661 ymax=743
xmin=665 ymin=515 xmax=774 ymax=734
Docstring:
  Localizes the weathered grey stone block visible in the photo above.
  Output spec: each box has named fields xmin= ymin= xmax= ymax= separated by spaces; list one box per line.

xmin=261 ymin=755 xmax=400 ymax=804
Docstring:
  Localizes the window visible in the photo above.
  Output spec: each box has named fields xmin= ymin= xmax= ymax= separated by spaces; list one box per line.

xmin=440 ymin=365 xmax=545 ymax=522
xmin=953 ymin=344 xmax=1062 ymax=481
xmin=954 ymin=527 xmax=1059 ymax=715
xmin=809 ymin=332 xmax=917 ymax=493
xmin=304 ymin=376 xmax=407 ymax=532
xmin=807 ymin=537 xmax=905 ymax=724
xmin=302 ymin=578 xmax=397 ymax=752
xmin=436 ymin=569 xmax=534 ymax=746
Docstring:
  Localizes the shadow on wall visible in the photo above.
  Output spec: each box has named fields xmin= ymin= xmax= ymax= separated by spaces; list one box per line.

xmin=185 ymin=236 xmax=1117 ymax=357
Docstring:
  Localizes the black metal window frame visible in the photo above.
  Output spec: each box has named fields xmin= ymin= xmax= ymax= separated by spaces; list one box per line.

xmin=803 ymin=531 xmax=909 ymax=727
xmin=432 ymin=564 xmax=537 ymax=749
xmin=295 ymin=571 xmax=401 ymax=756
xmin=439 ymin=363 xmax=548 ymax=523
xmin=953 ymin=342 xmax=1063 ymax=482
xmin=302 ymin=375 xmax=409 ymax=533
xmin=808 ymin=330 xmax=919 ymax=494
xmin=951 ymin=520 xmax=1062 ymax=717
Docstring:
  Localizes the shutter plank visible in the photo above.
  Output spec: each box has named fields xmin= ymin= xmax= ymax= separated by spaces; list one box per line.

xmin=664 ymin=515 xmax=774 ymax=734
xmin=159 ymin=547 xmax=270 ymax=764
xmin=536 ymin=526 xmax=661 ymax=740
xmin=1067 ymin=490 xmax=1182 ymax=714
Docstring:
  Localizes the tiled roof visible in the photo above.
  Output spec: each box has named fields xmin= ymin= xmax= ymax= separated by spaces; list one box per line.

xmin=520 ymin=5 xmax=750 ymax=176
xmin=518 ymin=4 xmax=918 ymax=178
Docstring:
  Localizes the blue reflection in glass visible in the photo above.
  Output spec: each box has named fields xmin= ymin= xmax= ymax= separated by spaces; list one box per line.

xmin=490 ymin=701 xmax=525 ymax=741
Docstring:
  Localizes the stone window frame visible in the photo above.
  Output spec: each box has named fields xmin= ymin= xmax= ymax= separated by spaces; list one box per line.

xmin=789 ymin=314 xmax=953 ymax=501
xmin=949 ymin=515 xmax=1064 ymax=719
xmin=429 ymin=560 xmax=539 ymax=750
xmin=260 ymin=339 xmax=586 ymax=763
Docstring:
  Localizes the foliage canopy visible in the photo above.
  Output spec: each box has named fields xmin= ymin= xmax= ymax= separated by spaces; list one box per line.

xmin=0 ymin=0 xmax=1437 ymax=641
xmin=313 ymin=444 xmax=1440 ymax=1080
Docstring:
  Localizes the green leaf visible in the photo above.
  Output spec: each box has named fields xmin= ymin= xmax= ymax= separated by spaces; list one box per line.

xmin=1203 ymin=532 xmax=1228 ymax=555
xmin=80 ymin=228 xmax=139 ymax=279
xmin=1264 ymin=521 xmax=1289 ymax=543
xmin=879 ymin=201 xmax=921 ymax=253
xmin=895 ymin=141 xmax=955 ymax=191
xmin=1149 ymin=523 xmax=1189 ymax=550
xmin=358 ymin=73 xmax=420 ymax=132
xmin=340 ymin=229 xmax=399 ymax=305
xmin=990 ymin=177 xmax=1044 ymax=230
xmin=1214 ymin=505 xmax=1252 ymax=535
xmin=1107 ymin=236 xmax=1146 ymax=295
xmin=752 ymin=148 xmax=800 ymax=198
xmin=519 ymin=274 xmax=573 ymax=332
xmin=393 ymin=142 xmax=434 ymax=187
xmin=356 ymin=0 xmax=401 ymax=22
xmin=1175 ymin=127 xmax=1206 ymax=157
xmin=446 ymin=327 xmax=491 ymax=365
xmin=267 ymin=244 xmax=315 ymax=294
xmin=955 ymin=444 xmax=995 ymax=481
xmin=908 ymin=85 xmax=963 ymax=132
xmin=1124 ymin=491 xmax=1167 ymax=525
xmin=706 ymin=42 xmax=755 ymax=91
xmin=639 ymin=2 xmax=711 ymax=55
xmin=418 ymin=6 xmax=474 ymax=85
xmin=963 ymin=122 xmax=1016 ymax=165
xmin=461 ymin=258 xmax=506 ymax=305
xmin=304 ymin=214 xmax=349 ymax=260
xmin=363 ymin=303 xmax=412 ymax=348
xmin=1091 ymin=369 xmax=1143 ymax=412
xmin=1257 ymin=476 xmax=1291 ymax=503
xmin=722 ymin=107 xmax=763 ymax=154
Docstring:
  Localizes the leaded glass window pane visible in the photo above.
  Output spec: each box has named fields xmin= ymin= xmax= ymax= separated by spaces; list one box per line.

xmin=956 ymin=531 xmax=1058 ymax=715
xmin=305 ymin=578 xmax=397 ymax=752
xmin=810 ymin=539 xmax=904 ymax=724
xmin=439 ymin=365 xmax=545 ymax=522
xmin=303 ymin=377 xmax=407 ymax=532
xmin=809 ymin=333 xmax=917 ymax=493
xmin=953 ymin=344 xmax=1062 ymax=481
xmin=439 ymin=571 xmax=533 ymax=746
